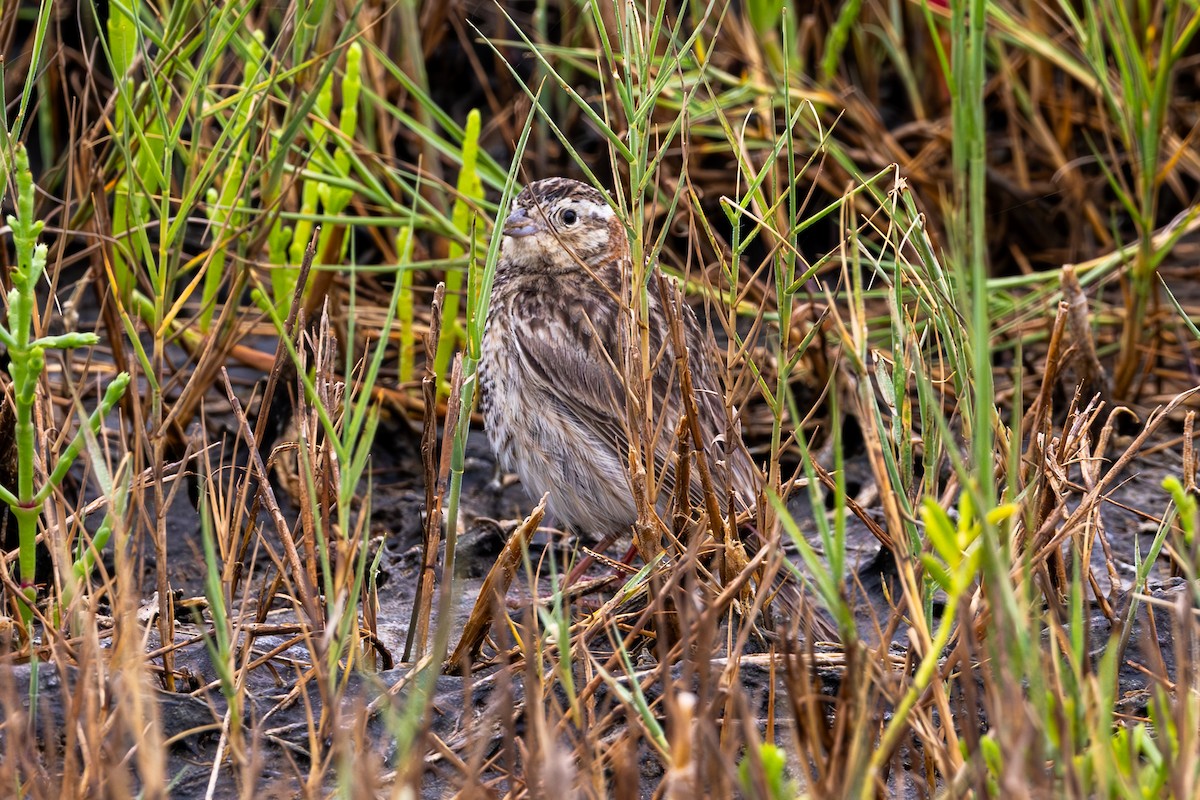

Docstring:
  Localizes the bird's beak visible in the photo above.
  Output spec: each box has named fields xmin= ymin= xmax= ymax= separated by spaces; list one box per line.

xmin=502 ymin=207 xmax=540 ymax=238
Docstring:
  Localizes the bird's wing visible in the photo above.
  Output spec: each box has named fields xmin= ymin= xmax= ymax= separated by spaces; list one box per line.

xmin=509 ymin=285 xmax=632 ymax=459
xmin=507 ymin=277 xmax=690 ymax=498
xmin=509 ymin=274 xmax=756 ymax=513
xmin=660 ymin=280 xmax=761 ymax=509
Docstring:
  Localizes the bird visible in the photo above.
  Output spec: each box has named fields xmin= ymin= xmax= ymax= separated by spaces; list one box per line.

xmin=478 ymin=177 xmax=759 ymax=541
xmin=477 ymin=177 xmax=837 ymax=643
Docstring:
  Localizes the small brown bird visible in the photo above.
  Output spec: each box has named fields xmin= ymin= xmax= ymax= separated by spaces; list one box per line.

xmin=479 ymin=177 xmax=757 ymax=537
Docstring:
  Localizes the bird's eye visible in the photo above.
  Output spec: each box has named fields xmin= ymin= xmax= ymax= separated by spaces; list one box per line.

xmin=561 ymin=208 xmax=578 ymax=226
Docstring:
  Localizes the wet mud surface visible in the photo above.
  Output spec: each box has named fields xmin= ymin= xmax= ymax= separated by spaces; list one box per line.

xmin=6 ymin=386 xmax=1192 ymax=797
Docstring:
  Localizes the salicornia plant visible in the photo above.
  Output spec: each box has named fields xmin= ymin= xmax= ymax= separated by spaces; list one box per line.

xmin=2 ymin=145 xmax=130 ymax=624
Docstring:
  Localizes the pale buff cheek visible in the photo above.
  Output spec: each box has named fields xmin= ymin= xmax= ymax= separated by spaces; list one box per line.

xmin=501 ymin=236 xmax=557 ymax=270
xmin=561 ymin=227 xmax=617 ymax=268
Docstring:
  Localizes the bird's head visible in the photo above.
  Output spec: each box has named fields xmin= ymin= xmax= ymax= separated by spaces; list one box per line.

xmin=500 ymin=178 xmax=626 ymax=274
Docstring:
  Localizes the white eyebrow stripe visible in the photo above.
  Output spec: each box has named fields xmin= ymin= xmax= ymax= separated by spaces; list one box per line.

xmin=591 ymin=203 xmax=615 ymax=220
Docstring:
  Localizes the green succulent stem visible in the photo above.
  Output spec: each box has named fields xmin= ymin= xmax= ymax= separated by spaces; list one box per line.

xmin=2 ymin=145 xmax=130 ymax=624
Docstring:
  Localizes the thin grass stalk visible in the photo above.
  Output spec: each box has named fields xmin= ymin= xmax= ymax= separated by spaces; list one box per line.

xmin=949 ymin=0 xmax=995 ymax=506
xmin=379 ymin=95 xmax=535 ymax=784
xmin=0 ymin=0 xmax=52 ymax=162
xmin=196 ymin=466 xmax=244 ymax=765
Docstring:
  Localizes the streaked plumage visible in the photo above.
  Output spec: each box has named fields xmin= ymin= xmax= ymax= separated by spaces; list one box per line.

xmin=479 ymin=177 xmax=757 ymax=535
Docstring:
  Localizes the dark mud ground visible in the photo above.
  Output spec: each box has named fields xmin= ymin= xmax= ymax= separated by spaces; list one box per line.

xmin=6 ymin=384 xmax=1195 ymax=798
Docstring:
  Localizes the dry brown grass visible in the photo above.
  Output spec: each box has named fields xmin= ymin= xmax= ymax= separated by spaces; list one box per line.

xmin=0 ymin=1 xmax=1198 ymax=797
